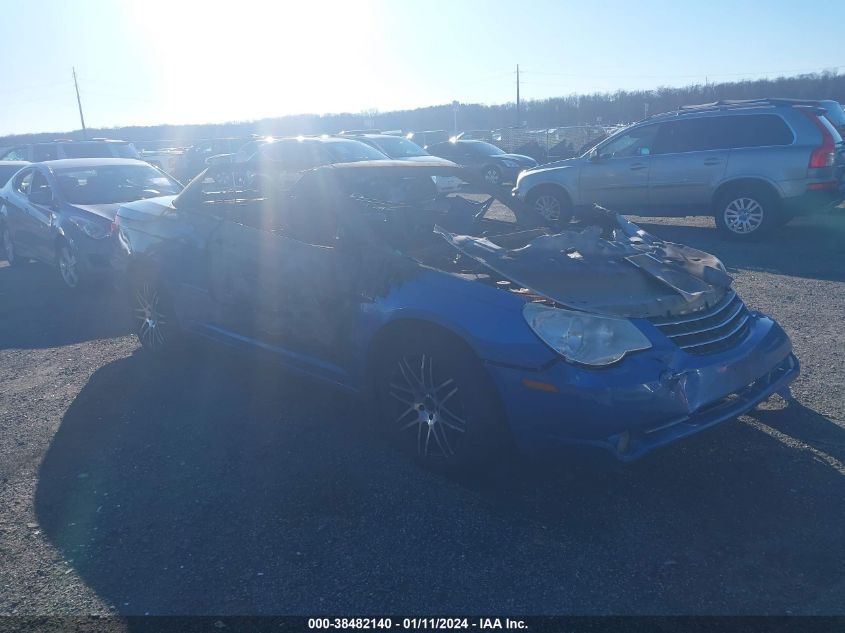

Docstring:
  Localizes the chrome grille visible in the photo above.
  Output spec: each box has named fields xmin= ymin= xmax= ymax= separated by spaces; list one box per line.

xmin=650 ymin=290 xmax=751 ymax=354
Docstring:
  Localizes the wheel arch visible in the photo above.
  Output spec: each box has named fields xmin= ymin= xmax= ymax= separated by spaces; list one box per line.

xmin=712 ymin=177 xmax=783 ymax=208
xmin=525 ymin=182 xmax=574 ymax=208
xmin=365 ymin=318 xmax=489 ymax=397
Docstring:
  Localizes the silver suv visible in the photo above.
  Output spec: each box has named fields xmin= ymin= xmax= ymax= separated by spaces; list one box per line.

xmin=513 ymin=99 xmax=845 ymax=239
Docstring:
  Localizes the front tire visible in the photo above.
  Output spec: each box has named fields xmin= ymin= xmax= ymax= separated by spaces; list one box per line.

xmin=375 ymin=332 xmax=509 ymax=471
xmin=1 ymin=222 xmax=23 ymax=267
xmin=527 ymin=186 xmax=574 ymax=224
xmin=714 ymin=186 xmax=781 ymax=239
xmin=57 ymin=244 xmax=81 ymax=288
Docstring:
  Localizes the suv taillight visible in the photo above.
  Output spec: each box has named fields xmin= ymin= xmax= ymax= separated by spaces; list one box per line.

xmin=805 ymin=111 xmax=836 ymax=168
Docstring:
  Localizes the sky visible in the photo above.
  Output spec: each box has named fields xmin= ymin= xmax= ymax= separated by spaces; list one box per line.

xmin=0 ymin=0 xmax=843 ymax=136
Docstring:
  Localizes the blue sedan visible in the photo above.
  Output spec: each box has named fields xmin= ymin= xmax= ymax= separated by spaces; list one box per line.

xmin=0 ymin=158 xmax=182 ymax=288
xmin=112 ymin=161 xmax=798 ymax=468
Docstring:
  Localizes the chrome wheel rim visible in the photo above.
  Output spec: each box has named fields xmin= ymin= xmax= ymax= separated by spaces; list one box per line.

xmin=483 ymin=168 xmax=500 ymax=185
xmin=58 ymin=247 xmax=79 ymax=287
xmin=534 ymin=194 xmax=561 ymax=221
xmin=134 ymin=283 xmax=168 ymax=349
xmin=2 ymin=227 xmax=13 ymax=264
xmin=388 ymin=354 xmax=467 ymax=460
xmin=724 ymin=197 xmax=764 ymax=234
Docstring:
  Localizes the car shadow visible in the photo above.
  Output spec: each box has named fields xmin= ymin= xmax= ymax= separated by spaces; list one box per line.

xmin=631 ymin=211 xmax=845 ymax=283
xmin=34 ymin=350 xmax=845 ymax=614
xmin=0 ymin=261 xmax=130 ymax=350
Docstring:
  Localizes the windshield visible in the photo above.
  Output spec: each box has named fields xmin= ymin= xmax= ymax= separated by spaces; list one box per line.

xmin=324 ymin=140 xmax=388 ymax=163
xmin=466 ymin=142 xmax=505 ymax=156
xmin=55 ymin=164 xmax=182 ymax=204
xmin=371 ymin=137 xmax=427 ymax=158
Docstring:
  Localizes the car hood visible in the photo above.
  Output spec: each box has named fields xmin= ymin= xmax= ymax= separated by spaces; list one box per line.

xmin=434 ymin=211 xmax=732 ymax=319
xmin=397 ymin=155 xmax=458 ymax=167
xmin=71 ymin=203 xmax=123 ymax=221
xmin=116 ymin=195 xmax=179 ymax=222
xmin=497 ymin=154 xmax=537 ymax=166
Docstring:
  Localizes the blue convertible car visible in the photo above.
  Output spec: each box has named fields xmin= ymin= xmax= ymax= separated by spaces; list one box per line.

xmin=112 ymin=161 xmax=798 ymax=467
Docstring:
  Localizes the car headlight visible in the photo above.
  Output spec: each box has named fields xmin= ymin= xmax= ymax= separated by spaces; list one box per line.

xmin=67 ymin=216 xmax=110 ymax=240
xmin=523 ymin=302 xmax=652 ymax=366
xmin=501 ymin=159 xmax=519 ymax=168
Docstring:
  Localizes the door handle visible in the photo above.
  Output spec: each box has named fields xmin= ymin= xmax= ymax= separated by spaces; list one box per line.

xmin=629 ymin=163 xmax=646 ymax=171
xmin=703 ymin=158 xmax=722 ymax=166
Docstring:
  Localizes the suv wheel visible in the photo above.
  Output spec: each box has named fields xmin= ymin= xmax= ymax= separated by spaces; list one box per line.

xmin=375 ymin=333 xmax=508 ymax=471
xmin=527 ymin=187 xmax=573 ymax=224
xmin=714 ymin=187 xmax=780 ymax=239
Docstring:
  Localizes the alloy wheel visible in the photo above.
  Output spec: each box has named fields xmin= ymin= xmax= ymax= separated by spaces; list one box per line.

xmin=2 ymin=226 xmax=14 ymax=264
xmin=534 ymin=194 xmax=561 ymax=221
xmin=58 ymin=246 xmax=80 ymax=288
xmin=388 ymin=354 xmax=467 ymax=460
xmin=723 ymin=197 xmax=764 ymax=234
xmin=134 ymin=283 xmax=169 ymax=350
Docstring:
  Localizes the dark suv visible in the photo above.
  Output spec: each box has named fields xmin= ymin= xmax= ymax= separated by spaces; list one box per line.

xmin=514 ymin=99 xmax=845 ymax=239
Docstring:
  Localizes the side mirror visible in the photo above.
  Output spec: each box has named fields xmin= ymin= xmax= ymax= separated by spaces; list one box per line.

xmin=28 ymin=189 xmax=53 ymax=206
xmin=588 ymin=149 xmax=601 ymax=162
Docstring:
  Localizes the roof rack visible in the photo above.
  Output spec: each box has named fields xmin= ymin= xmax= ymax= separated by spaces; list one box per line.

xmin=645 ymin=98 xmax=823 ymax=121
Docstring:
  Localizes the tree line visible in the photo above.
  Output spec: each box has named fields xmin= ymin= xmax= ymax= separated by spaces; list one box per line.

xmin=1 ymin=71 xmax=842 ymax=148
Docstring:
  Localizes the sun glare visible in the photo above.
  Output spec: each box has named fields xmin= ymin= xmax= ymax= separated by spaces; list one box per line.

xmin=128 ymin=0 xmax=382 ymax=126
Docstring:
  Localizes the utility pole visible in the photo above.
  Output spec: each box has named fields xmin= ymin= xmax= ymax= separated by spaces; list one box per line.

xmin=516 ymin=64 xmax=521 ymax=126
xmin=72 ymin=67 xmax=87 ymax=139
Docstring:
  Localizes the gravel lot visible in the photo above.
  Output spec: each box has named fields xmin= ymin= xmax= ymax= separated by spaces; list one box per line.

xmin=1 ymin=210 xmax=844 ymax=617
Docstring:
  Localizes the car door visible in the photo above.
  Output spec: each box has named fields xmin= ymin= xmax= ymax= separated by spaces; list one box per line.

xmin=24 ymin=169 xmax=59 ymax=262
xmin=647 ymin=117 xmax=730 ymax=213
xmin=3 ymin=168 xmax=35 ymax=256
xmin=206 ymin=179 xmax=350 ymax=379
xmin=578 ymin=123 xmax=658 ymax=211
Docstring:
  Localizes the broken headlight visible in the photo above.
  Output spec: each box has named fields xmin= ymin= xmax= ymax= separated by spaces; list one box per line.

xmin=523 ymin=302 xmax=652 ymax=366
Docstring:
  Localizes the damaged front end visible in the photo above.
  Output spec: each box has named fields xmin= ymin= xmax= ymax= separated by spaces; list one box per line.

xmin=433 ymin=207 xmax=733 ymax=320
xmin=426 ymin=207 xmax=798 ymax=459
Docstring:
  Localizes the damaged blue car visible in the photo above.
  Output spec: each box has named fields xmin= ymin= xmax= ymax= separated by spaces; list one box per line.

xmin=112 ymin=161 xmax=798 ymax=467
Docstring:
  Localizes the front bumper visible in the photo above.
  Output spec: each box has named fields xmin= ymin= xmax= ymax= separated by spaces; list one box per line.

xmin=485 ymin=313 xmax=798 ymax=461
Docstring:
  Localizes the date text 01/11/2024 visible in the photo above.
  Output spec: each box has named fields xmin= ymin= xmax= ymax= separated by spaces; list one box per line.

xmin=307 ymin=618 xmax=528 ymax=630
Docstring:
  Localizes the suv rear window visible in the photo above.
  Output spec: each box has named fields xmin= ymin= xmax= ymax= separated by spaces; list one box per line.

xmin=654 ymin=114 xmax=793 ymax=154
xmin=720 ymin=114 xmax=794 ymax=148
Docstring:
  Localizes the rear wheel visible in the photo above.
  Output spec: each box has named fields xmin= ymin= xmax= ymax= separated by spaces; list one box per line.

xmin=131 ymin=278 xmax=181 ymax=357
xmin=714 ymin=186 xmax=781 ymax=239
xmin=375 ymin=332 xmax=508 ymax=471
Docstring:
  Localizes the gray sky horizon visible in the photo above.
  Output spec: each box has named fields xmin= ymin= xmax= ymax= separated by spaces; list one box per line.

xmin=1 ymin=0 xmax=842 ymax=137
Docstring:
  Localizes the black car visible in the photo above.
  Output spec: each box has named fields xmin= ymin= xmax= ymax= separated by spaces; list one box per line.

xmin=426 ymin=140 xmax=537 ymax=186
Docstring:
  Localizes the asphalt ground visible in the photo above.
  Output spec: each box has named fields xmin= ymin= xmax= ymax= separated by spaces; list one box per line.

xmin=1 ymin=209 xmax=844 ymax=617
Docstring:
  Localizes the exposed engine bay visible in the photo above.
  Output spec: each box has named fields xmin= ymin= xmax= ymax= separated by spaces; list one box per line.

xmin=333 ymin=171 xmax=732 ymax=319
